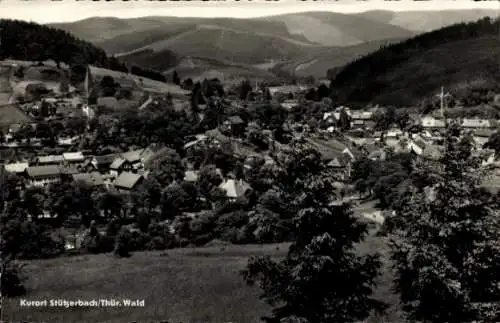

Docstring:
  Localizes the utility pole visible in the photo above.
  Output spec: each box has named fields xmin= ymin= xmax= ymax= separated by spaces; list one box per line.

xmin=436 ymin=86 xmax=451 ymax=124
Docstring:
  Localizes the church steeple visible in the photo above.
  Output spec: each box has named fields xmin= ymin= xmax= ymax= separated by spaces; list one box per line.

xmin=83 ymin=65 xmax=93 ymax=103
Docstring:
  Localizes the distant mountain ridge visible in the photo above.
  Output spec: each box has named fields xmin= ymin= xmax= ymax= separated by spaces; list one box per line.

xmin=47 ymin=10 xmax=498 ymax=80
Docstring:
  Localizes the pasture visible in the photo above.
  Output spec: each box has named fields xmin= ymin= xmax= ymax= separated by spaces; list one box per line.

xmin=3 ymin=233 xmax=402 ymax=323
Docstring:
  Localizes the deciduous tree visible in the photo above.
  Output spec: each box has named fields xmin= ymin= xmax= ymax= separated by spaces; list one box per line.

xmin=389 ymin=125 xmax=500 ymax=323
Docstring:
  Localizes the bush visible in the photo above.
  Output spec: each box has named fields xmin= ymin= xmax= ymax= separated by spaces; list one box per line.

xmin=114 ymin=227 xmax=133 ymax=258
xmin=1 ymin=263 xmax=26 ymax=297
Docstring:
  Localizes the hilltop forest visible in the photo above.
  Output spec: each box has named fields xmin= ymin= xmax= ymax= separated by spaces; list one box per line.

xmin=0 ymin=19 xmax=167 ymax=82
xmin=329 ymin=17 xmax=500 ymax=107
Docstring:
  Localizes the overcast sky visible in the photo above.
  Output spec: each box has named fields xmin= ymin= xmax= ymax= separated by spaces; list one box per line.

xmin=0 ymin=0 xmax=498 ymax=24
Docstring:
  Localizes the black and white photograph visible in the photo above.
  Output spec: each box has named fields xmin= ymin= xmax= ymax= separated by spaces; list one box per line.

xmin=0 ymin=0 xmax=499 ymax=322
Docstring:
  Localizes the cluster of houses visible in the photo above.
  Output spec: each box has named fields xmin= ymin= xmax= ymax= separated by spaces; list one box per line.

xmin=3 ymin=148 xmax=153 ymax=192
xmin=323 ymin=106 xmax=376 ymax=131
xmin=2 ymin=135 xmax=255 ymax=201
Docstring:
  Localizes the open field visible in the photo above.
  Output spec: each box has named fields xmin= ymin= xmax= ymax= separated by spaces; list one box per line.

xmin=163 ymin=57 xmax=279 ymax=83
xmin=3 ymin=232 xmax=401 ymax=323
xmin=88 ymin=65 xmax=189 ymax=97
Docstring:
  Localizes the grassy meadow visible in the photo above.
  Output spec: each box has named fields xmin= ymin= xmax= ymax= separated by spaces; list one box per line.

xmin=4 ymin=233 xmax=402 ymax=323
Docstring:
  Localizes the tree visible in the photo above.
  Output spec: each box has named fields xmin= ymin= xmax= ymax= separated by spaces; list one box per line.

xmin=173 ymin=70 xmax=180 ymax=85
xmin=317 ymin=84 xmax=330 ymax=100
xmin=182 ymin=78 xmax=194 ymax=91
xmin=389 ymin=125 xmax=500 ymax=323
xmin=242 ymin=198 xmax=384 ymax=323
xmin=99 ymin=75 xmax=118 ymax=97
xmin=484 ymin=131 xmax=500 ymax=153
xmin=59 ymin=79 xmax=69 ymax=93
xmin=337 ymin=108 xmax=351 ymax=131
xmin=242 ymin=140 xmax=384 ymax=322
xmin=373 ymin=107 xmax=396 ymax=131
xmin=239 ymin=80 xmax=253 ymax=101
xmin=114 ymin=227 xmax=132 ymax=258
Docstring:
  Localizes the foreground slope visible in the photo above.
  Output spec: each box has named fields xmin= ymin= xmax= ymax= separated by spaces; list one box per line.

xmin=330 ymin=17 xmax=500 ymax=106
xmin=4 ymin=234 xmax=399 ymax=323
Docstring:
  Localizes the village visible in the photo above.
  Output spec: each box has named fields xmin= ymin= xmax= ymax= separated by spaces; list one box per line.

xmin=1 ymin=61 xmax=500 ymax=252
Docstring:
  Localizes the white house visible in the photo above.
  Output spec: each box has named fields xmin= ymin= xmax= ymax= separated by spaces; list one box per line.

xmin=421 ymin=116 xmax=445 ymax=129
xmin=4 ymin=162 xmax=29 ymax=174
xmin=62 ymin=152 xmax=85 ymax=164
xmin=462 ymin=118 xmax=492 ymax=128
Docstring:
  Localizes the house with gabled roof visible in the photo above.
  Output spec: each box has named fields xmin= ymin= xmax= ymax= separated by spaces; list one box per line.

xmin=63 ymin=152 xmax=85 ymax=164
xmin=224 ymin=115 xmax=246 ymax=135
xmin=108 ymin=149 xmax=145 ymax=176
xmin=26 ymin=165 xmax=61 ymax=187
xmin=351 ymin=111 xmax=373 ymax=120
xmin=109 ymin=157 xmax=126 ymax=177
xmin=327 ymin=155 xmax=350 ymax=169
xmin=120 ymin=149 xmax=144 ymax=166
xmin=421 ymin=116 xmax=445 ymax=129
xmin=91 ymin=154 xmax=117 ymax=172
xmin=4 ymin=162 xmax=29 ymax=175
xmin=113 ymin=172 xmax=144 ymax=193
xmin=280 ymin=100 xmax=299 ymax=110
xmin=409 ymin=139 xmax=427 ymax=155
xmin=351 ymin=119 xmax=365 ymax=129
xmin=462 ymin=118 xmax=492 ymax=129
xmin=219 ymin=179 xmax=251 ymax=199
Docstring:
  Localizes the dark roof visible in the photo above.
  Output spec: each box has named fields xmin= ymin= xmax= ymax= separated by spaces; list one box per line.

xmin=327 ymin=155 xmax=350 ymax=168
xmin=413 ymin=139 xmax=427 ymax=150
xmin=60 ymin=166 xmax=79 ymax=175
xmin=26 ymin=165 xmax=61 ymax=178
xmin=346 ymin=146 xmax=364 ymax=160
xmin=120 ymin=149 xmax=144 ymax=163
xmin=114 ymin=172 xmax=143 ymax=190
xmin=110 ymin=157 xmax=126 ymax=170
xmin=115 ymin=77 xmax=138 ymax=89
xmin=93 ymin=154 xmax=117 ymax=165
xmin=96 ymin=97 xmax=119 ymax=109
xmin=72 ymin=172 xmax=105 ymax=186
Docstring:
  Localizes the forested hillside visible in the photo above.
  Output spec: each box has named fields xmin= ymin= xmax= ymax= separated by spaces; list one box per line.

xmin=329 ymin=17 xmax=500 ymax=106
xmin=0 ymin=20 xmax=120 ymax=68
xmin=0 ymin=19 xmax=166 ymax=82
